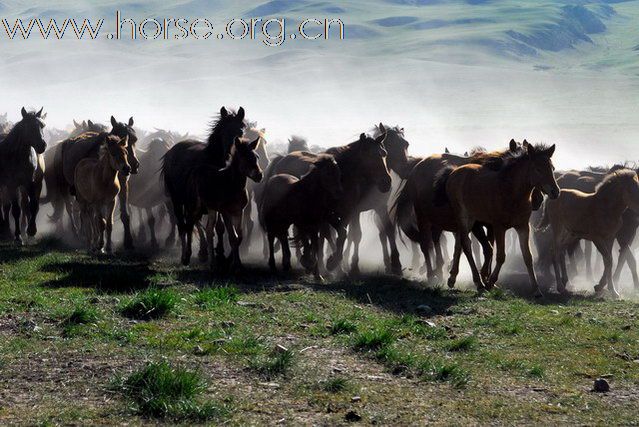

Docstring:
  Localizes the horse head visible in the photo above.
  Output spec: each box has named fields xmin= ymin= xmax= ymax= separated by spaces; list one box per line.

xmin=356 ymin=132 xmax=392 ymax=193
xmin=376 ymin=123 xmax=409 ymax=178
xmin=110 ymin=115 xmax=139 ymax=174
xmin=16 ymin=107 xmax=47 ymax=154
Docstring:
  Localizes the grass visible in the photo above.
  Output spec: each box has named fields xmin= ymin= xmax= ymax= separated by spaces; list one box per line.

xmin=1 ymin=241 xmax=639 ymax=424
xmin=112 ymin=362 xmax=230 ymax=421
xmin=119 ymin=288 xmax=177 ymax=320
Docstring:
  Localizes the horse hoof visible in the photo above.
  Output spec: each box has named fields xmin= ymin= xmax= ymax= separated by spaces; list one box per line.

xmin=181 ymin=257 xmax=191 ymax=266
xmin=594 ymin=284 xmax=606 ymax=294
xmin=609 ymin=289 xmax=621 ymax=300
xmin=326 ymin=256 xmax=339 ymax=272
xmin=447 ymin=277 xmax=456 ymax=289
xmin=349 ymin=266 xmax=361 ymax=277
xmin=14 ymin=237 xmax=23 ymax=246
xmin=533 ymin=289 xmax=544 ymax=299
xmin=198 ymin=251 xmax=208 ymax=263
xmin=27 ymin=225 xmax=37 ymax=237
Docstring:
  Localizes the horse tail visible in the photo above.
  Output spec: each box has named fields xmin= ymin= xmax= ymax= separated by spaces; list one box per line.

xmin=391 ymin=179 xmax=419 ymax=243
xmin=433 ymin=166 xmax=454 ymax=206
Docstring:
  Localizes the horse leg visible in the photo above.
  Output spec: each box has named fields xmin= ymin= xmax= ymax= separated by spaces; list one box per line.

xmin=447 ymin=234 xmax=462 ymax=289
xmin=105 ymin=201 xmax=116 ymax=254
xmin=280 ymin=231 xmax=292 ymax=271
xmin=471 ymin=236 xmax=481 ymax=271
xmin=326 ymin=216 xmax=348 ymax=273
xmin=241 ymin=198 xmax=253 ymax=256
xmin=223 ymin=213 xmax=243 ymax=272
xmin=145 ymin=208 xmax=158 ymax=249
xmin=376 ymin=214 xmax=391 ymax=273
xmin=459 ymin=229 xmax=485 ymax=291
xmin=206 ymin=211 xmax=218 ymax=271
xmin=26 ymin=181 xmax=41 ymax=238
xmin=20 ymin=190 xmax=28 ymax=236
xmin=411 ymin=241 xmax=421 ymax=271
xmin=196 ymin=221 xmax=208 ymax=262
xmin=432 ymin=228 xmax=445 ymax=280
xmin=626 ymin=248 xmax=639 ymax=290
xmin=384 ymin=211 xmax=402 ymax=275
xmin=96 ymin=207 xmax=107 ymax=253
xmin=136 ymin=208 xmax=147 ymax=244
xmin=471 ymin=225 xmax=493 ymax=282
xmin=612 ymin=242 xmax=628 ymax=285
xmin=164 ymin=200 xmax=177 ymax=248
xmin=268 ymin=232 xmax=277 ymax=272
xmin=551 ymin=243 xmax=563 ymax=293
xmin=419 ymin=226 xmax=435 ymax=280
xmin=11 ymin=194 xmax=22 ymax=246
xmin=349 ymin=214 xmax=362 ymax=276
xmin=558 ymin=248 xmax=570 ymax=293
xmin=215 ymin=216 xmax=226 ymax=267
xmin=515 ymin=224 xmax=542 ymax=297
xmin=310 ymin=230 xmax=323 ymax=281
xmin=593 ymin=240 xmax=616 ymax=297
xmin=487 ymin=227 xmax=507 ymax=289
xmin=117 ymin=177 xmax=134 ymax=250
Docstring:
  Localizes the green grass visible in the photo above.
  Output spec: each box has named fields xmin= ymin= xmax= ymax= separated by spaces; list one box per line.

xmin=1 ymin=241 xmax=639 ymax=424
xmin=119 ymin=288 xmax=177 ymax=320
xmin=112 ymin=362 xmax=230 ymax=421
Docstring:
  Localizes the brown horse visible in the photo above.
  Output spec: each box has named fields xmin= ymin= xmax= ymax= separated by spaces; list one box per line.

xmin=0 ymin=108 xmax=48 ymax=244
xmin=260 ymin=155 xmax=342 ymax=279
xmin=74 ymin=135 xmax=131 ymax=253
xmin=539 ymin=169 xmax=639 ymax=297
xmin=50 ymin=116 xmax=139 ymax=248
xmin=162 ymin=107 xmax=247 ymax=266
xmin=260 ymin=132 xmax=392 ymax=275
xmin=441 ymin=143 xmax=559 ymax=295
xmin=188 ymin=137 xmax=262 ymax=271
xmin=394 ymin=140 xmax=527 ymax=282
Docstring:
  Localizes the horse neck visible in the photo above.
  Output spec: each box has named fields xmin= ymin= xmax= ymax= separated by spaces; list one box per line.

xmin=205 ymin=131 xmax=232 ymax=168
xmin=0 ymin=123 xmax=27 ymax=156
xmin=222 ymin=153 xmax=248 ymax=190
xmin=98 ymin=153 xmax=118 ymax=184
xmin=294 ymin=168 xmax=323 ymax=194
xmin=594 ymin=182 xmax=630 ymax=217
xmin=499 ymin=160 xmax=535 ymax=201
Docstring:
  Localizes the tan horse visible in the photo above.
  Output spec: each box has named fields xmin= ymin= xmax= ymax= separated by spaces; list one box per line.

xmin=539 ymin=169 xmax=639 ymax=297
xmin=74 ymin=135 xmax=131 ymax=253
xmin=442 ymin=143 xmax=559 ymax=296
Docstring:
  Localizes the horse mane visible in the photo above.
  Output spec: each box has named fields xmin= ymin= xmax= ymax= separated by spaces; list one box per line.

xmin=206 ymin=109 xmax=242 ymax=146
xmin=495 ymin=143 xmax=552 ymax=173
xmin=373 ymin=124 xmax=403 ymax=138
xmin=595 ymin=169 xmax=637 ymax=193
xmin=0 ymin=110 xmax=41 ymax=153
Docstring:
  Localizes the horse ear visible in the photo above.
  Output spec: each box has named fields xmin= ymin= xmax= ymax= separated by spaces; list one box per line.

xmin=111 ymin=116 xmax=117 ymax=127
xmin=41 ymin=112 xmax=47 ymax=120
xmin=360 ymin=133 xmax=366 ymax=141
xmin=379 ymin=123 xmax=386 ymax=133
xmin=464 ymin=151 xmax=468 ymax=156
xmin=73 ymin=119 xmax=80 ymax=128
xmin=526 ymin=143 xmax=536 ymax=155
xmin=523 ymin=139 xmax=529 ymax=147
xmin=375 ymin=132 xmax=386 ymax=144
xmin=36 ymin=107 xmax=43 ymax=117
xmin=445 ymin=147 xmax=450 ymax=154
xmin=21 ymin=107 xmax=27 ymax=118
xmin=220 ymin=107 xmax=228 ymax=118
xmin=128 ymin=117 xmax=134 ymax=126
xmin=249 ymin=137 xmax=260 ymax=150
xmin=509 ymin=139 xmax=517 ymax=151
xmin=87 ymin=120 xmax=94 ymax=127
xmin=237 ymin=107 xmax=245 ymax=121
xmin=545 ymin=144 xmax=556 ymax=158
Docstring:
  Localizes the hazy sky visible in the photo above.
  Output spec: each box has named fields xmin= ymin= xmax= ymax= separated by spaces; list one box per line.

xmin=1 ymin=0 xmax=639 ymax=169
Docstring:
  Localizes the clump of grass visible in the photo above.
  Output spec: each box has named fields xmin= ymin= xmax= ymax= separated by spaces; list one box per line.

xmin=445 ymin=336 xmax=477 ymax=352
xmin=120 ymin=288 xmax=177 ymax=320
xmin=353 ymin=328 xmax=395 ymax=351
xmin=61 ymin=304 xmax=99 ymax=337
xmin=499 ymin=322 xmax=522 ymax=336
xmin=319 ymin=377 xmax=350 ymax=393
xmin=112 ymin=362 xmax=229 ymax=421
xmin=375 ymin=345 xmax=416 ymax=375
xmin=419 ymin=359 xmax=469 ymax=388
xmin=329 ymin=319 xmax=357 ymax=335
xmin=249 ymin=349 xmax=295 ymax=380
xmin=195 ymin=286 xmax=239 ymax=308
xmin=527 ymin=365 xmax=545 ymax=378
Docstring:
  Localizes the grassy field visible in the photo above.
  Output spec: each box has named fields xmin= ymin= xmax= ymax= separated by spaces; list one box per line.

xmin=0 ymin=239 xmax=638 ymax=425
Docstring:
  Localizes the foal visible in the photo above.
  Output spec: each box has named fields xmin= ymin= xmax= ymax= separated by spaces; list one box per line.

xmin=540 ymin=169 xmax=639 ymax=297
xmin=74 ymin=135 xmax=131 ymax=253
xmin=259 ymin=155 xmax=342 ymax=279
xmin=187 ymin=137 xmax=262 ymax=271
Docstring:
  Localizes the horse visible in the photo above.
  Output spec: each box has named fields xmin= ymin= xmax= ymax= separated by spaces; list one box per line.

xmin=162 ymin=107 xmax=246 ymax=266
xmin=0 ymin=107 xmax=48 ymax=245
xmin=440 ymin=143 xmax=559 ymax=296
xmin=186 ymin=137 xmax=262 ymax=271
xmin=74 ymin=135 xmax=131 ymax=253
xmin=128 ymin=138 xmax=176 ymax=249
xmin=42 ymin=119 xmax=107 ymax=236
xmin=261 ymin=131 xmax=392 ymax=276
xmin=50 ymin=116 xmax=139 ymax=248
xmin=342 ymin=124 xmax=410 ymax=275
xmin=260 ymin=155 xmax=342 ymax=279
xmin=538 ymin=169 xmax=639 ymax=297
xmin=393 ymin=140 xmax=527 ymax=282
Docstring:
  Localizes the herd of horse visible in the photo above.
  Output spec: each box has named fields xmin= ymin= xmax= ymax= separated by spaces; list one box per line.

xmin=1 ymin=106 xmax=638 ymax=299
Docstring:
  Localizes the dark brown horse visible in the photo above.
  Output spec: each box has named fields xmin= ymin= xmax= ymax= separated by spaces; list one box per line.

xmin=441 ymin=143 xmax=559 ymax=296
xmin=49 ymin=116 xmax=139 ymax=248
xmin=393 ymin=140 xmax=526 ymax=282
xmin=260 ymin=132 xmax=392 ymax=275
xmin=162 ymin=107 xmax=246 ymax=266
xmin=184 ymin=137 xmax=262 ymax=271
xmin=260 ymin=155 xmax=342 ymax=279
xmin=0 ymin=108 xmax=47 ymax=244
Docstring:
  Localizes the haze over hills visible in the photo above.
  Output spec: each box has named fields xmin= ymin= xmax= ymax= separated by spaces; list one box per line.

xmin=1 ymin=0 xmax=639 ymax=168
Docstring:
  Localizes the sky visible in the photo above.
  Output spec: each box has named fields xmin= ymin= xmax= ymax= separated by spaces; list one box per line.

xmin=1 ymin=0 xmax=639 ymax=169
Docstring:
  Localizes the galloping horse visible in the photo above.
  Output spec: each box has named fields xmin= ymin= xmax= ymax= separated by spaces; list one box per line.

xmin=0 ymin=108 xmax=48 ymax=244
xmin=539 ymin=169 xmax=639 ymax=297
xmin=51 ymin=116 xmax=139 ymax=248
xmin=162 ymin=107 xmax=246 ymax=266
xmin=74 ymin=135 xmax=131 ymax=253
xmin=441 ymin=143 xmax=559 ymax=296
